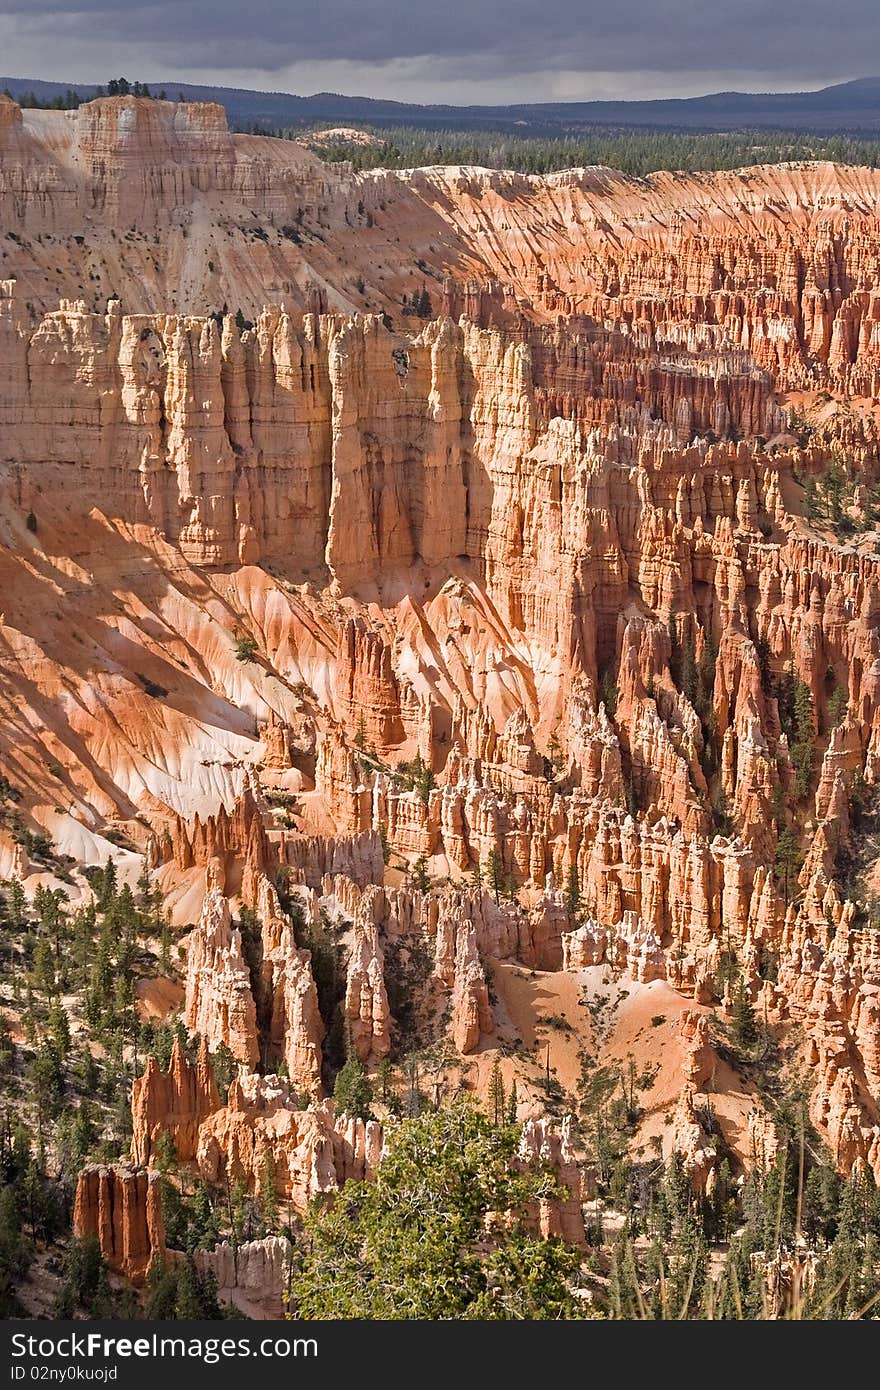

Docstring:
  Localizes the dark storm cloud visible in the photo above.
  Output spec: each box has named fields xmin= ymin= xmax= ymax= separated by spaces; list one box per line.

xmin=0 ymin=0 xmax=877 ymax=80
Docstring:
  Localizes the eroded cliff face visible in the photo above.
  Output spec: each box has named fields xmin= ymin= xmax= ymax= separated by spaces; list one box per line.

xmin=73 ymin=1164 xmax=165 ymax=1284
xmin=5 ymin=104 xmax=880 ymax=1254
xmin=6 ymin=97 xmax=880 ymax=404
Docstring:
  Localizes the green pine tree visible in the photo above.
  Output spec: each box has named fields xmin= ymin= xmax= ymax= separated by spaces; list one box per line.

xmin=333 ymin=1057 xmax=373 ymax=1120
xmin=731 ymin=982 xmax=758 ymax=1052
xmin=506 ymin=1080 xmax=519 ymax=1126
xmin=486 ymin=848 xmax=504 ymax=906
xmin=566 ymin=863 xmax=581 ymax=917
xmin=289 ymin=1100 xmax=586 ymax=1319
xmin=488 ymin=1059 xmax=506 ymax=1126
xmin=259 ymin=1151 xmax=279 ymax=1234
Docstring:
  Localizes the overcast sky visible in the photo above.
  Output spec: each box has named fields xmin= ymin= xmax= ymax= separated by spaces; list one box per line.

xmin=0 ymin=1 xmax=877 ymax=103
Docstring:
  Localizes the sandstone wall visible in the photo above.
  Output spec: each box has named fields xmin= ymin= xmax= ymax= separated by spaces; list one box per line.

xmin=73 ymin=1163 xmax=165 ymax=1283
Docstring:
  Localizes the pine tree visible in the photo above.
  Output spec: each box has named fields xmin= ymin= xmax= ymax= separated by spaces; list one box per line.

xmin=488 ymin=1060 xmax=506 ymax=1126
xmin=198 ymin=1267 xmax=223 ymax=1318
xmin=32 ymin=937 xmax=56 ymax=996
xmin=189 ymin=1181 xmax=219 ymax=1251
xmin=599 ymin=665 xmax=619 ymax=717
xmin=211 ymin=1041 xmax=236 ymax=1103
xmin=680 ymin=625 xmax=698 ymax=705
xmin=259 ymin=1151 xmax=279 ymax=1234
xmin=731 ymin=982 xmax=758 ymax=1052
xmin=0 ymin=1016 xmax=15 ymax=1075
xmin=791 ymin=674 xmax=816 ymax=799
xmin=411 ymin=856 xmax=430 ymax=892
xmin=486 ymin=848 xmax=504 ymax=906
xmin=75 ymin=1045 xmax=98 ymax=1094
xmin=506 ymin=1079 xmax=518 ymax=1126
xmin=95 ymin=857 xmax=117 ymax=912
xmin=47 ymin=1001 xmax=71 ymax=1057
xmin=805 ymin=476 xmax=818 ymax=520
xmin=174 ymin=1256 xmax=205 ymax=1318
xmin=376 ymin=1056 xmax=393 ymax=1102
xmin=137 ymin=856 xmax=152 ymax=908
xmin=333 ymin=1057 xmax=373 ymax=1120
xmin=30 ymin=1038 xmax=64 ymax=1123
xmin=826 ymin=682 xmax=848 ymax=731
xmin=668 ymin=613 xmax=681 ymax=686
xmin=229 ymin=1177 xmax=250 ymax=1253
xmin=0 ymin=1184 xmax=27 ymax=1316
xmin=57 ymin=1236 xmax=111 ymax=1315
xmin=290 ymin=1100 xmax=584 ymax=1320
xmin=154 ymin=1131 xmax=178 ymax=1175
xmin=7 ymin=880 xmax=26 ymax=931
xmin=159 ymin=918 xmax=172 ymax=973
xmin=71 ymin=905 xmax=95 ymax=985
xmin=775 ymin=825 xmax=802 ymax=903
xmin=144 ymin=1259 xmax=178 ymax=1318
xmin=566 ymin=863 xmax=580 ymax=917
xmin=545 ymin=731 xmax=561 ymax=778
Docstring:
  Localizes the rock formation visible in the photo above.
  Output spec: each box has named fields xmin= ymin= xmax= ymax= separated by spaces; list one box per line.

xmin=669 ymin=1087 xmax=718 ymax=1196
xmin=184 ymin=882 xmax=259 ymax=1067
xmin=450 ymin=923 xmax=494 ymax=1055
xmin=73 ymin=1164 xmax=165 ymax=1283
xmin=131 ymin=1037 xmax=220 ymax=1166
xmin=195 ymin=1077 xmax=383 ymax=1207
xmin=192 ymin=1236 xmax=292 ymax=1319
xmin=518 ymin=1116 xmax=586 ymax=1246
xmin=6 ymin=101 xmax=880 ymax=1271
xmin=343 ymin=903 xmax=392 ymax=1062
xmin=678 ymin=1010 xmax=716 ymax=1090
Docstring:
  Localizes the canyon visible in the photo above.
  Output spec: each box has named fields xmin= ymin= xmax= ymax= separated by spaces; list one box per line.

xmin=3 ymin=94 xmax=880 ymax=1314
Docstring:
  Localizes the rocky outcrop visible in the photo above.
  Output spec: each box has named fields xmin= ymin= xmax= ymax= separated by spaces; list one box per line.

xmin=562 ymin=918 xmax=608 ymax=970
xmin=283 ymin=829 xmax=385 ymax=890
xmin=518 ymin=1115 xmax=586 ymax=1246
xmin=192 ymin=1236 xmax=292 ymax=1319
xmin=5 ymin=101 xmax=880 ymax=410
xmin=270 ymin=943 xmax=325 ymax=1096
xmin=752 ymin=1249 xmax=819 ymax=1319
xmin=678 ymin=1010 xmax=716 ymax=1090
xmin=164 ymin=789 xmax=273 ymax=893
xmin=335 ymin=618 xmax=404 ymax=751
xmin=248 ymin=872 xmax=324 ymax=1095
xmin=184 ymin=883 xmax=259 ymax=1067
xmin=131 ymin=1037 xmax=220 ymax=1166
xmin=195 ymin=1076 xmax=383 ymax=1207
xmin=451 ymin=923 xmax=494 ymax=1054
xmin=178 ymin=869 xmax=325 ymax=1094
xmin=747 ymin=1107 xmax=780 ymax=1173
xmin=0 ymin=94 xmax=338 ymax=245
xmin=343 ymin=901 xmax=392 ymax=1063
xmin=73 ymin=1163 xmax=165 ymax=1283
xmin=7 ymin=106 xmax=880 ymax=1209
xmin=665 ymin=1011 xmax=722 ymax=1194
xmin=770 ymin=910 xmax=880 ymax=1181
xmin=669 ymin=1086 xmax=718 ymax=1196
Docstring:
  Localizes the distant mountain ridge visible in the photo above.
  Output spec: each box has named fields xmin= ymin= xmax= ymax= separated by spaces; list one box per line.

xmin=2 ymin=74 xmax=880 ymax=135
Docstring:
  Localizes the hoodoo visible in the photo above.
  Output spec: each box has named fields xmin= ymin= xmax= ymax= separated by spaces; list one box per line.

xmin=4 ymin=92 xmax=880 ymax=1321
